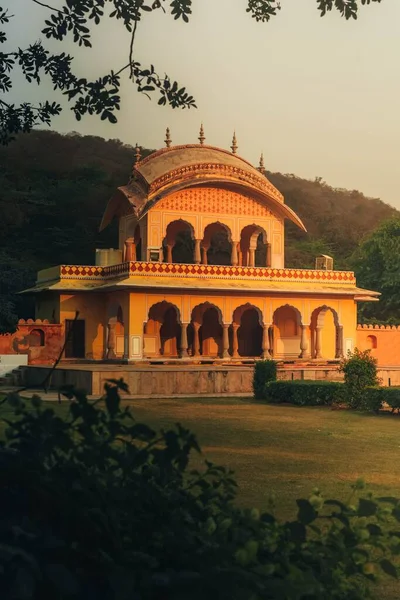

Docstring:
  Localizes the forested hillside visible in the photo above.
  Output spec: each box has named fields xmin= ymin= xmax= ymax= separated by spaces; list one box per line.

xmin=0 ymin=130 xmax=397 ymax=331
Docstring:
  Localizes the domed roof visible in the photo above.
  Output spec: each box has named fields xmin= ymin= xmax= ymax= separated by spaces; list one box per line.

xmin=100 ymin=143 xmax=306 ymax=232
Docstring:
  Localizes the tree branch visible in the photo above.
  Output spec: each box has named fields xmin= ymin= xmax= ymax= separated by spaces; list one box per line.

xmin=129 ymin=19 xmax=138 ymax=79
xmin=31 ymin=0 xmax=61 ymax=13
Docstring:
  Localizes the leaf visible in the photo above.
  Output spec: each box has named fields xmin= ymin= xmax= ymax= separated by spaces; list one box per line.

xmin=358 ymin=498 xmax=377 ymax=517
xmin=296 ymin=499 xmax=317 ymax=525
xmin=45 ymin=564 xmax=80 ymax=595
xmin=287 ymin=520 xmax=306 ymax=543
xmin=380 ymin=559 xmax=398 ymax=579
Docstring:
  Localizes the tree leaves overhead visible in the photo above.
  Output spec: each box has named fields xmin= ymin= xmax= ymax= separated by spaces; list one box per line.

xmin=0 ymin=0 xmax=384 ymax=143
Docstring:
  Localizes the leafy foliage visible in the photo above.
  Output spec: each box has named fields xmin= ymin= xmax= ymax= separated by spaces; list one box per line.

xmin=1 ymin=380 xmax=400 ymax=599
xmin=253 ymin=359 xmax=277 ymax=399
xmin=340 ymin=348 xmax=381 ymax=409
xmin=362 ymin=386 xmax=400 ymax=414
xmin=263 ymin=380 xmax=344 ymax=406
xmin=0 ymin=1 xmax=384 ymax=142
xmin=351 ymin=218 xmax=400 ymax=323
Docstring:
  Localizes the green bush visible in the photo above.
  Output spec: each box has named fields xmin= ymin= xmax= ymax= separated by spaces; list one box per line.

xmin=264 ymin=380 xmax=344 ymax=406
xmin=363 ymin=386 xmax=400 ymax=413
xmin=253 ymin=359 xmax=277 ymax=399
xmin=340 ymin=349 xmax=380 ymax=409
xmin=1 ymin=382 xmax=400 ymax=599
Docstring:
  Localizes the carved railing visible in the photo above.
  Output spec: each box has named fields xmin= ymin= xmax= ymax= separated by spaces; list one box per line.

xmin=58 ymin=261 xmax=356 ymax=285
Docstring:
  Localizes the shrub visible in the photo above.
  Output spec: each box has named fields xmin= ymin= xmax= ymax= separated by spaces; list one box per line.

xmin=1 ymin=382 xmax=400 ymax=599
xmin=363 ymin=386 xmax=400 ymax=413
xmin=340 ymin=348 xmax=380 ymax=409
xmin=253 ymin=359 xmax=277 ymax=399
xmin=264 ymin=380 xmax=344 ymax=406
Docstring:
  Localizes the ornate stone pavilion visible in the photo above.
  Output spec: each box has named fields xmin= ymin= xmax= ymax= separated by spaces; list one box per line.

xmin=26 ymin=128 xmax=379 ymax=363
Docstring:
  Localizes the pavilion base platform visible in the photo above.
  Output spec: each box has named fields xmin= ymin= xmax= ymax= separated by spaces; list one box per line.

xmin=17 ymin=361 xmax=346 ymax=397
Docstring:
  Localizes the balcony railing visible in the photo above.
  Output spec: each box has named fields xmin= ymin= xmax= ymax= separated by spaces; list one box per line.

xmin=55 ymin=261 xmax=356 ymax=285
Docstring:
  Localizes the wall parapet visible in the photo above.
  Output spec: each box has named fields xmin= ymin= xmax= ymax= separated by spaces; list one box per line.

xmin=357 ymin=324 xmax=400 ymax=330
xmin=58 ymin=261 xmax=357 ymax=285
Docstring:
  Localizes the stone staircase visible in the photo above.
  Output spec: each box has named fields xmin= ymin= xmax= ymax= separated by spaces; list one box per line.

xmin=0 ymin=367 xmax=24 ymax=388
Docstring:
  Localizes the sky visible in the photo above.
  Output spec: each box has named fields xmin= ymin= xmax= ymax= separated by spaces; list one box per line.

xmin=6 ymin=0 xmax=400 ymax=208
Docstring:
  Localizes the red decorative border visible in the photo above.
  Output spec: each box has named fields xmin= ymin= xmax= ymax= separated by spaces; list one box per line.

xmin=60 ymin=262 xmax=356 ymax=284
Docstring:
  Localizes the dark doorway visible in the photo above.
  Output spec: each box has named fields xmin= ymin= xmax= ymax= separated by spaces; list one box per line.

xmin=65 ymin=319 xmax=85 ymax=358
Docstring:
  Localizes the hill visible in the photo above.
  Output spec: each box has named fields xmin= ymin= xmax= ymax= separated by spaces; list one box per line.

xmin=0 ymin=130 xmax=397 ymax=331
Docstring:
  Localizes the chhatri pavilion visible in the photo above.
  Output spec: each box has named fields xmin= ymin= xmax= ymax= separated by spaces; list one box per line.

xmin=27 ymin=127 xmax=379 ymax=363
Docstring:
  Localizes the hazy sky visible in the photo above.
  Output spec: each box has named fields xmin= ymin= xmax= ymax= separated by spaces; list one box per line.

xmin=6 ymin=0 xmax=400 ymax=208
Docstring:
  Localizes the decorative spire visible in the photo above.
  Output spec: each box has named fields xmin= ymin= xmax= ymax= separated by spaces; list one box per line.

xmin=134 ymin=143 xmax=142 ymax=164
xmin=257 ymin=152 xmax=265 ymax=173
xmin=164 ymin=127 xmax=172 ymax=148
xmin=198 ymin=123 xmax=205 ymax=145
xmin=230 ymin=131 xmax=238 ymax=154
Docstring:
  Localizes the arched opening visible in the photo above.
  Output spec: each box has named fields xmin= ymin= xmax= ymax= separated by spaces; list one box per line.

xmin=239 ymin=225 xmax=268 ymax=267
xmin=144 ymin=301 xmax=181 ymax=358
xmin=191 ymin=302 xmax=223 ymax=358
xmin=367 ymin=335 xmax=378 ymax=350
xmin=28 ymin=328 xmax=45 ymax=347
xmin=232 ymin=304 xmax=263 ymax=357
xmin=202 ymin=223 xmax=232 ymax=266
xmin=106 ymin=304 xmax=125 ymax=359
xmin=134 ymin=224 xmax=142 ymax=261
xmin=273 ymin=305 xmax=302 ymax=359
xmin=163 ymin=220 xmax=194 ymax=264
xmin=310 ymin=306 xmax=341 ymax=360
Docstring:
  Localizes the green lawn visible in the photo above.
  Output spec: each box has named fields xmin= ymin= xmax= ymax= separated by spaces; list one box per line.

xmin=1 ymin=393 xmax=400 ymax=597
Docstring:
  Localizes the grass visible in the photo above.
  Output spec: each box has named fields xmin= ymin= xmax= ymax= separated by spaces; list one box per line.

xmin=1 ymin=392 xmax=400 ymax=597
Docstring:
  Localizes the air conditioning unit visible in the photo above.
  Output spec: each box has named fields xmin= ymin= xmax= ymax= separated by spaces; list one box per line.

xmin=315 ymin=254 xmax=333 ymax=271
xmin=95 ymin=249 xmax=123 ymax=266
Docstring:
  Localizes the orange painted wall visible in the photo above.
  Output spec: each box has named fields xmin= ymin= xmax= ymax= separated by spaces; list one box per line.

xmin=0 ymin=319 xmax=62 ymax=364
xmin=356 ymin=325 xmax=400 ymax=366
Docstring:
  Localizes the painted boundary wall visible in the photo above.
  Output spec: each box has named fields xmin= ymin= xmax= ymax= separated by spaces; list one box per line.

xmin=0 ymin=320 xmax=62 ymax=365
xmin=356 ymin=324 xmax=400 ymax=367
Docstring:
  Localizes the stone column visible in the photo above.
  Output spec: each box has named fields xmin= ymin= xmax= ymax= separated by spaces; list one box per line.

xmin=222 ymin=324 xmax=230 ymax=358
xmin=180 ymin=322 xmax=189 ymax=358
xmin=231 ymin=242 xmax=239 ymax=266
xmin=106 ymin=322 xmax=116 ymax=359
xmin=266 ymin=243 xmax=272 ymax=268
xmin=232 ymin=323 xmax=239 ymax=358
xmin=166 ymin=244 xmax=173 ymax=263
xmin=238 ymin=250 xmax=243 ymax=266
xmin=261 ymin=324 xmax=271 ymax=359
xmin=194 ymin=239 xmax=201 ymax=264
xmin=201 ymin=245 xmax=208 ymax=266
xmin=336 ymin=325 xmax=344 ymax=358
xmin=124 ymin=237 xmax=134 ymax=262
xmin=192 ymin=322 xmax=200 ymax=357
xmin=249 ymin=249 xmax=256 ymax=267
xmin=300 ymin=325 xmax=310 ymax=359
xmin=315 ymin=326 xmax=322 ymax=359
xmin=268 ymin=325 xmax=274 ymax=357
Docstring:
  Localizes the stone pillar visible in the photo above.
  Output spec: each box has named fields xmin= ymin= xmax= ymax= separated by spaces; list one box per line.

xmin=261 ymin=324 xmax=271 ymax=359
xmin=166 ymin=244 xmax=173 ymax=263
xmin=315 ymin=326 xmax=322 ymax=359
xmin=300 ymin=325 xmax=310 ymax=359
xmin=106 ymin=322 xmax=116 ymax=359
xmin=193 ymin=322 xmax=200 ymax=357
xmin=222 ymin=324 xmax=230 ymax=358
xmin=231 ymin=242 xmax=239 ymax=266
xmin=124 ymin=237 xmax=134 ymax=262
xmin=268 ymin=325 xmax=274 ymax=357
xmin=201 ymin=246 xmax=208 ymax=266
xmin=180 ymin=322 xmax=189 ymax=358
xmin=232 ymin=323 xmax=239 ymax=358
xmin=238 ymin=250 xmax=243 ymax=266
xmin=194 ymin=239 xmax=201 ymax=264
xmin=266 ymin=243 xmax=272 ymax=267
xmin=249 ymin=249 xmax=256 ymax=267
xmin=336 ymin=325 xmax=344 ymax=358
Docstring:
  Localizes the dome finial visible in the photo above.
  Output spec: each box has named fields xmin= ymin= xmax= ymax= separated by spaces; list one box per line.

xmin=257 ymin=152 xmax=265 ymax=172
xmin=198 ymin=123 xmax=205 ymax=145
xmin=134 ymin=143 xmax=142 ymax=164
xmin=164 ymin=127 xmax=172 ymax=148
xmin=231 ymin=131 xmax=238 ymax=154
